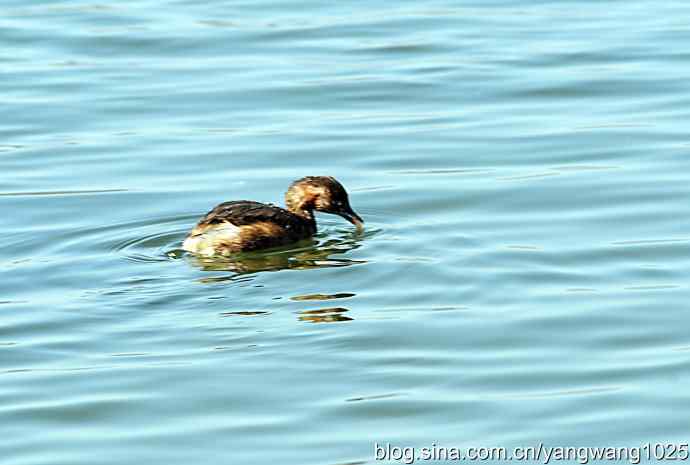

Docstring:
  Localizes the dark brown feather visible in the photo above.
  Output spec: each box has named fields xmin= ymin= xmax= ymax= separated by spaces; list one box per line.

xmin=187 ymin=200 xmax=316 ymax=253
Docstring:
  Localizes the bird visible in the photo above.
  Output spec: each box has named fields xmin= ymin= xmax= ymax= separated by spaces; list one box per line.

xmin=182 ymin=176 xmax=363 ymax=256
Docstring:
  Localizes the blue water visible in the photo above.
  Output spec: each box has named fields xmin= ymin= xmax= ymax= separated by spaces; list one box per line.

xmin=2 ymin=1 xmax=690 ymax=464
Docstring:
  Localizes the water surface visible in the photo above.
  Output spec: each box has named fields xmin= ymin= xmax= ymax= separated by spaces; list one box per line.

xmin=2 ymin=1 xmax=690 ymax=464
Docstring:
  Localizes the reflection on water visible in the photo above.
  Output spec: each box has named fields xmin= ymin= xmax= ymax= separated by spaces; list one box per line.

xmin=298 ymin=307 xmax=353 ymax=323
xmin=291 ymin=292 xmax=356 ymax=301
xmin=221 ymin=310 xmax=271 ymax=317
xmin=346 ymin=393 xmax=400 ymax=402
xmin=219 ymin=306 xmax=353 ymax=323
xmin=183 ymin=231 xmax=369 ymax=275
xmin=107 ymin=215 xmax=374 ymax=277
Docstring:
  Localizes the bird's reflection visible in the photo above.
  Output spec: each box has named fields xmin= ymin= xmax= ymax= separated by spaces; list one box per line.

xmin=298 ymin=307 xmax=352 ymax=323
xmin=219 ymin=292 xmax=355 ymax=323
xmin=291 ymin=292 xmax=356 ymax=301
xmin=220 ymin=310 xmax=271 ymax=317
xmin=171 ymin=228 xmax=370 ymax=324
xmin=218 ymin=306 xmax=353 ymax=323
xmin=181 ymin=229 xmax=368 ymax=276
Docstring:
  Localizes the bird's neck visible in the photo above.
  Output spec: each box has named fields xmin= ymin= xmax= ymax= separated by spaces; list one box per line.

xmin=288 ymin=204 xmax=314 ymax=220
xmin=285 ymin=188 xmax=317 ymax=224
xmin=286 ymin=205 xmax=317 ymax=235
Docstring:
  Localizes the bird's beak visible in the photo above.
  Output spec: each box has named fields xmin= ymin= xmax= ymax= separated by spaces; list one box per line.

xmin=339 ymin=207 xmax=364 ymax=232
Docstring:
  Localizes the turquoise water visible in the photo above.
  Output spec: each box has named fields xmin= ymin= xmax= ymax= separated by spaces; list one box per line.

xmin=3 ymin=1 xmax=690 ymax=464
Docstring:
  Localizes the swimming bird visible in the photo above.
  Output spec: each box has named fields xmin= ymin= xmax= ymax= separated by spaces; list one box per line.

xmin=182 ymin=176 xmax=363 ymax=256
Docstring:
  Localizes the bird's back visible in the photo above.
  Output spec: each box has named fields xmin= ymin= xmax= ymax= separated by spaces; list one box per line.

xmin=183 ymin=200 xmax=315 ymax=255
